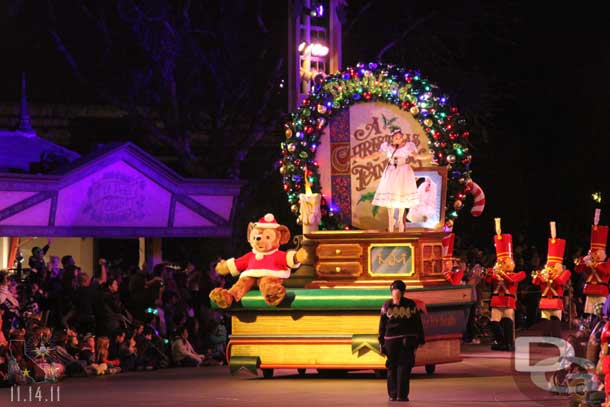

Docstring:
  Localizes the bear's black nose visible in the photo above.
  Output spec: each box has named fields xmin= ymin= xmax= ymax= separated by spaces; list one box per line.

xmin=255 ymin=236 xmax=262 ymax=241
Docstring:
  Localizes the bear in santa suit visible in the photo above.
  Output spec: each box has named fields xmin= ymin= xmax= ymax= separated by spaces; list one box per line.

xmin=575 ymin=223 xmax=610 ymax=316
xmin=532 ymin=237 xmax=571 ymax=339
xmin=484 ymin=231 xmax=526 ymax=351
xmin=209 ymin=214 xmax=308 ymax=308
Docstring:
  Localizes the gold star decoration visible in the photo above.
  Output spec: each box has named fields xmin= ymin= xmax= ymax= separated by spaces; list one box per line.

xmin=34 ymin=344 xmax=50 ymax=358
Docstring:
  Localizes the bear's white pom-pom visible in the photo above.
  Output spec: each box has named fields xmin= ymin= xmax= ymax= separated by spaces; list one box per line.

xmin=264 ymin=213 xmax=275 ymax=222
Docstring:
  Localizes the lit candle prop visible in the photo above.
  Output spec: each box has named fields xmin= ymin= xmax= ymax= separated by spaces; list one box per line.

xmin=299 ymin=166 xmax=321 ymax=234
xmin=494 ymin=217 xmax=502 ymax=237
xmin=550 ymin=221 xmax=556 ymax=242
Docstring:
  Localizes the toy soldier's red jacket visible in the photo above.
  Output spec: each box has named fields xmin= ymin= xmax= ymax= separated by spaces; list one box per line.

xmin=445 ymin=269 xmax=464 ymax=286
xmin=484 ymin=270 xmax=526 ymax=309
xmin=575 ymin=260 xmax=610 ymax=296
xmin=532 ymin=269 xmax=571 ymax=310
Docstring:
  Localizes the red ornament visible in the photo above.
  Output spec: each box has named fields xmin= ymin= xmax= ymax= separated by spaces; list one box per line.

xmin=303 ymin=98 xmax=311 ymax=106
xmin=462 ymin=131 xmax=470 ymax=139
xmin=283 ymin=184 xmax=290 ymax=191
xmin=363 ymin=91 xmax=372 ymax=100
xmin=450 ymin=107 xmax=458 ymax=113
xmin=305 ymin=126 xmax=314 ymax=134
xmin=432 ymin=133 xmax=441 ymax=140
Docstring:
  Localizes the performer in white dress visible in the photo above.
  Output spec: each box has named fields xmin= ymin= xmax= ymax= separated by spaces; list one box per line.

xmin=372 ymin=130 xmax=429 ymax=232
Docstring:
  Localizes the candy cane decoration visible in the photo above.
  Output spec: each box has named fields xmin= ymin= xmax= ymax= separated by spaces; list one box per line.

xmin=466 ymin=179 xmax=486 ymax=217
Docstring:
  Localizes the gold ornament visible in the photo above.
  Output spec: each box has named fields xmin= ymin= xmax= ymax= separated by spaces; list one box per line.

xmin=279 ymin=166 xmax=287 ymax=175
xmin=410 ymin=106 xmax=420 ymax=116
xmin=423 ymin=118 xmax=433 ymax=127
xmin=287 ymin=143 xmax=297 ymax=152
xmin=285 ymin=128 xmax=293 ymax=138
xmin=454 ymin=200 xmax=463 ymax=210
xmin=317 ymin=104 xmax=327 ymax=114
xmin=291 ymin=204 xmax=299 ymax=213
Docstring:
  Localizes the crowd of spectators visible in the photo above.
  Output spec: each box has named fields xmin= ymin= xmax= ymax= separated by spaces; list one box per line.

xmin=0 ymin=232 xmax=596 ymax=385
xmin=0 ymin=240 xmax=229 ymax=385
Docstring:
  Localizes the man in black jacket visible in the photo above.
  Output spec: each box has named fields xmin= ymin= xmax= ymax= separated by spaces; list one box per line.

xmin=378 ymin=280 xmax=426 ymax=402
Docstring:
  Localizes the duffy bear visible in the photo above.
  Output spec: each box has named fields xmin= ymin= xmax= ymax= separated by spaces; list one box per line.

xmin=209 ymin=213 xmax=308 ymax=309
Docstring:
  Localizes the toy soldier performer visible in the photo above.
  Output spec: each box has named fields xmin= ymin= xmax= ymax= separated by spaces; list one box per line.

xmin=532 ymin=222 xmax=571 ymax=338
xmin=484 ymin=218 xmax=526 ymax=351
xmin=575 ymin=209 xmax=610 ymax=317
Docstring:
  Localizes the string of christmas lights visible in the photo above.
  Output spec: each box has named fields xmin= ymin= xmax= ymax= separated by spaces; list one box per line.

xmin=280 ymin=62 xmax=474 ymax=230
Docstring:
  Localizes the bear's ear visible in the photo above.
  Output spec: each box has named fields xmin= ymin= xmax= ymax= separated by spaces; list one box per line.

xmin=277 ymin=225 xmax=291 ymax=245
xmin=247 ymin=222 xmax=255 ymax=240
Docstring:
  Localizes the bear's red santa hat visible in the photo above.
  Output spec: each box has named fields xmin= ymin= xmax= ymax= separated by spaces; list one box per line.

xmin=254 ymin=213 xmax=281 ymax=229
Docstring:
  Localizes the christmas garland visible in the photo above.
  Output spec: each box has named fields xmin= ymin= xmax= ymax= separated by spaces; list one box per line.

xmin=280 ymin=62 xmax=473 ymax=230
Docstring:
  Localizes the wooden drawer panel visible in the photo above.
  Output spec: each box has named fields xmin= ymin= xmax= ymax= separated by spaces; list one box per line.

xmin=316 ymin=261 xmax=362 ymax=278
xmin=317 ymin=244 xmax=362 ymax=259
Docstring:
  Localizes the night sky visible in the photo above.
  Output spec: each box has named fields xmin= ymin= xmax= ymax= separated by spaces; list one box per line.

xmin=1 ymin=1 xmax=609 ymax=257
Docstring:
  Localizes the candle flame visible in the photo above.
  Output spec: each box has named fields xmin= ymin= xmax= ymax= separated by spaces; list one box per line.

xmin=304 ymin=166 xmax=312 ymax=195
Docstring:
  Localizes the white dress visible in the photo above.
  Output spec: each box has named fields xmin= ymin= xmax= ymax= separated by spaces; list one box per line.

xmin=372 ymin=142 xmax=419 ymax=208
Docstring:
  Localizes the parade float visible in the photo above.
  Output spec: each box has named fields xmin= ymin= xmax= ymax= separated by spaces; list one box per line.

xmin=219 ymin=63 xmax=485 ymax=378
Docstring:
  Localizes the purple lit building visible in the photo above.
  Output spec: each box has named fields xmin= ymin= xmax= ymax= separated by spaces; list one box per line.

xmin=0 ymin=77 xmax=242 ymax=273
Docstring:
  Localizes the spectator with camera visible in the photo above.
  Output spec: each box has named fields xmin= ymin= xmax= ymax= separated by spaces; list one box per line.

xmin=28 ymin=239 xmax=52 ymax=284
